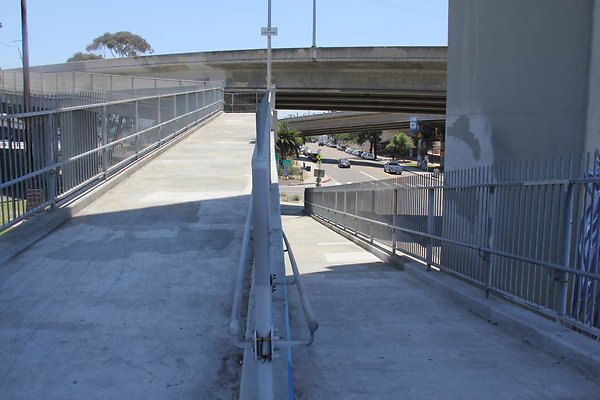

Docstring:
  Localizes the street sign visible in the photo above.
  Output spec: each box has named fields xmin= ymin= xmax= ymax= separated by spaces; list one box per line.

xmin=282 ymin=159 xmax=292 ymax=166
xmin=261 ymin=27 xmax=278 ymax=36
xmin=314 ymin=169 xmax=325 ymax=178
xmin=410 ymin=116 xmax=419 ymax=132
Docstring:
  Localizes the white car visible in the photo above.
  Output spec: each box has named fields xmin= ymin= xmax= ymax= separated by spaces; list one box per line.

xmin=384 ymin=161 xmax=403 ymax=174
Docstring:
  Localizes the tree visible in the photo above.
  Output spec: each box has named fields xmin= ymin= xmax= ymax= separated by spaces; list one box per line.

xmin=276 ymin=122 xmax=304 ymax=161
xmin=86 ymin=31 xmax=153 ymax=58
xmin=66 ymin=52 xmax=104 ymax=62
xmin=353 ymin=131 xmax=382 ymax=158
xmin=366 ymin=131 xmax=382 ymax=158
xmin=386 ymin=132 xmax=415 ymax=161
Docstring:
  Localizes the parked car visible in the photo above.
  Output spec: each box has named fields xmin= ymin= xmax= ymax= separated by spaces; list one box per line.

xmin=384 ymin=161 xmax=403 ymax=174
xmin=352 ymin=149 xmax=362 ymax=156
xmin=338 ymin=158 xmax=351 ymax=168
xmin=345 ymin=147 xmax=354 ymax=154
xmin=360 ymin=151 xmax=369 ymax=159
xmin=364 ymin=153 xmax=375 ymax=160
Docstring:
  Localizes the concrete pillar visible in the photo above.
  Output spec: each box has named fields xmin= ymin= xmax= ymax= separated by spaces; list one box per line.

xmin=585 ymin=2 xmax=600 ymax=154
xmin=445 ymin=0 xmax=596 ymax=171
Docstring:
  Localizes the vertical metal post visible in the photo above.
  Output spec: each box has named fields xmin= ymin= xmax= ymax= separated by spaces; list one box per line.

xmin=484 ymin=186 xmax=496 ymax=297
xmin=334 ymin=191 xmax=338 ymax=225
xmin=46 ymin=115 xmax=57 ymax=205
xmin=311 ymin=0 xmax=317 ymax=60
xmin=355 ymin=191 xmax=359 ymax=235
xmin=157 ymin=97 xmax=162 ymax=145
xmin=174 ymin=95 xmax=178 ymax=131
xmin=21 ymin=0 xmax=31 ymax=109
xmin=101 ymin=105 xmax=108 ymax=176
xmin=266 ymin=0 xmax=272 ymax=90
xmin=558 ymin=182 xmax=574 ymax=325
xmin=426 ymin=187 xmax=435 ymax=270
xmin=186 ymin=92 xmax=190 ymax=127
xmin=344 ymin=190 xmax=348 ymax=230
xmin=370 ymin=188 xmax=375 ymax=242
xmin=134 ymin=101 xmax=139 ymax=159
xmin=392 ymin=187 xmax=398 ymax=254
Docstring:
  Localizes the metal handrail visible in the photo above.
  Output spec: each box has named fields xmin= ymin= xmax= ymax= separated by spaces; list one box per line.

xmin=281 ymin=231 xmax=319 ymax=346
xmin=306 ymin=201 xmax=600 ymax=282
xmin=228 ymin=197 xmax=254 ymax=349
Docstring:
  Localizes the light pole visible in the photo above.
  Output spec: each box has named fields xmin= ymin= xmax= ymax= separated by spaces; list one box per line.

xmin=21 ymin=0 xmax=31 ymax=110
xmin=267 ymin=0 xmax=272 ymax=90
xmin=311 ymin=0 xmax=317 ymax=60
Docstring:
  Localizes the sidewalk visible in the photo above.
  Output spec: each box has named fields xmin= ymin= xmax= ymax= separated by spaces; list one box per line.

xmin=281 ymin=207 xmax=600 ymax=400
xmin=0 ymin=114 xmax=256 ymax=400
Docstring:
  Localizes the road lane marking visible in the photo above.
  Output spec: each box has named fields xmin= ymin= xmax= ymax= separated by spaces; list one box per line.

xmin=360 ymin=171 xmax=392 ymax=186
xmin=360 ymin=171 xmax=379 ymax=180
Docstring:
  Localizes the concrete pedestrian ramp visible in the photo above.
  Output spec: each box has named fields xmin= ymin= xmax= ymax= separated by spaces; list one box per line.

xmin=281 ymin=206 xmax=600 ymax=400
xmin=0 ymin=113 xmax=255 ymax=400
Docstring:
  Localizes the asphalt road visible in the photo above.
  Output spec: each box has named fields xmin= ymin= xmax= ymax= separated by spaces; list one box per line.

xmin=302 ymin=143 xmax=410 ymax=185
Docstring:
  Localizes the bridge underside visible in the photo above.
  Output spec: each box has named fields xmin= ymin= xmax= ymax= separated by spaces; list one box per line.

xmin=225 ymin=88 xmax=446 ymax=114
xmin=283 ymin=111 xmax=445 ymax=136
xmin=273 ymin=89 xmax=446 ymax=114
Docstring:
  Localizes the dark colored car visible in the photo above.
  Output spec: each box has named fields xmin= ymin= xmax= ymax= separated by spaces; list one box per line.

xmin=338 ymin=158 xmax=351 ymax=168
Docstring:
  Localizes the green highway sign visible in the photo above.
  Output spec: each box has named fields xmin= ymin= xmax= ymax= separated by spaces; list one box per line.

xmin=282 ymin=159 xmax=292 ymax=166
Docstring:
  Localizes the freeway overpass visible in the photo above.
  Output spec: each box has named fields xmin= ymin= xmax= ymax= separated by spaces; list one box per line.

xmin=10 ymin=46 xmax=447 ymax=113
xmin=282 ymin=111 xmax=446 ymax=136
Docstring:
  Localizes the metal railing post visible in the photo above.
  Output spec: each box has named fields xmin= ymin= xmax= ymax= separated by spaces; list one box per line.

xmin=392 ymin=187 xmax=398 ymax=254
xmin=344 ymin=190 xmax=347 ymax=230
xmin=45 ymin=114 xmax=57 ymax=205
xmin=558 ymin=182 xmax=575 ymax=325
xmin=101 ymin=105 xmax=108 ymax=176
xmin=134 ymin=101 xmax=139 ymax=159
xmin=157 ymin=97 xmax=162 ymax=145
xmin=484 ymin=186 xmax=496 ymax=297
xmin=173 ymin=94 xmax=178 ymax=131
xmin=426 ymin=187 xmax=435 ymax=270
xmin=185 ymin=92 xmax=189 ymax=128
xmin=355 ymin=191 xmax=359 ymax=235
xmin=370 ymin=188 xmax=375 ymax=242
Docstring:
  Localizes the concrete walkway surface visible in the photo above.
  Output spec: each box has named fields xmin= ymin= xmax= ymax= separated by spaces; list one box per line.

xmin=0 ymin=113 xmax=256 ymax=400
xmin=281 ymin=205 xmax=600 ymax=400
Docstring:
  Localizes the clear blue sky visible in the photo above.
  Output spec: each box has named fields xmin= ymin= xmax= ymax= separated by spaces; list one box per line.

xmin=0 ymin=0 xmax=447 ymax=70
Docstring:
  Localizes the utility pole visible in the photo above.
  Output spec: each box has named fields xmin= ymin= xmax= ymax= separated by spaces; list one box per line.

xmin=311 ymin=0 xmax=317 ymax=60
xmin=21 ymin=0 xmax=31 ymax=111
xmin=266 ymin=0 xmax=272 ymax=91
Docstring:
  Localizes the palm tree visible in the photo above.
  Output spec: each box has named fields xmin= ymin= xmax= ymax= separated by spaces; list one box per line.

xmin=276 ymin=122 xmax=304 ymax=162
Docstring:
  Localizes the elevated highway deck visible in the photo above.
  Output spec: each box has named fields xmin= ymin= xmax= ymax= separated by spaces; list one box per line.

xmin=15 ymin=46 xmax=447 ymax=113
